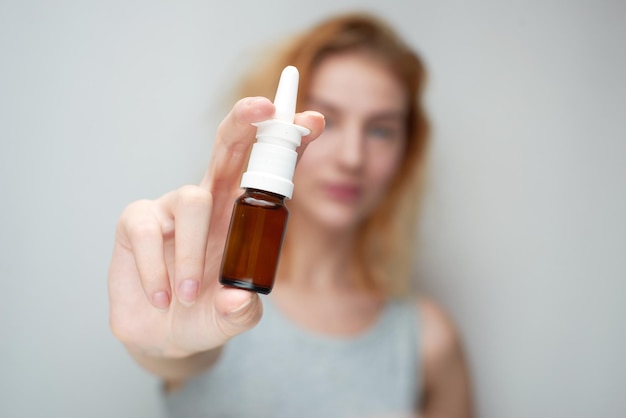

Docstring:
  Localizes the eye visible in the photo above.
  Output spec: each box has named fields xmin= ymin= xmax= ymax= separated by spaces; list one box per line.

xmin=366 ymin=125 xmax=397 ymax=140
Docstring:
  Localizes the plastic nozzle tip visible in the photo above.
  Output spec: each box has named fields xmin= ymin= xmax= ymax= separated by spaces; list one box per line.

xmin=273 ymin=66 xmax=299 ymax=123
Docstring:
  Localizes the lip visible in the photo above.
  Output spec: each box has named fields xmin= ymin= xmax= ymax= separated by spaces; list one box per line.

xmin=323 ymin=183 xmax=362 ymax=202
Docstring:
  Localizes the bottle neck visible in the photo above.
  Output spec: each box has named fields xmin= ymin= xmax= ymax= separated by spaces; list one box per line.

xmin=244 ymin=188 xmax=287 ymax=203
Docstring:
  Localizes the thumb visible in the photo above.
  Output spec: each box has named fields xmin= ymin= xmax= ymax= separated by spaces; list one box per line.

xmin=213 ymin=287 xmax=263 ymax=339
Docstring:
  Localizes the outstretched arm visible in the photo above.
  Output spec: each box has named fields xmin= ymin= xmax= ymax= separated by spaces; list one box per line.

xmin=108 ymin=97 xmax=324 ymax=385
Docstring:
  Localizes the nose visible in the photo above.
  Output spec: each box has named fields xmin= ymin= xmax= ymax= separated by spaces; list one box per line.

xmin=335 ymin=122 xmax=365 ymax=171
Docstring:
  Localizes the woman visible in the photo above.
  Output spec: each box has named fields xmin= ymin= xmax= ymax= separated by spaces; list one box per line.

xmin=108 ymin=12 xmax=473 ymax=417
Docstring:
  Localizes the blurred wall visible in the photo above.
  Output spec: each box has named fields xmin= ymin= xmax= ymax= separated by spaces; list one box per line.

xmin=1 ymin=1 xmax=624 ymax=417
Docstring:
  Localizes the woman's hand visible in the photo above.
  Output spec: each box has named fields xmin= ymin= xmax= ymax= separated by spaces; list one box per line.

xmin=108 ymin=97 xmax=324 ymax=363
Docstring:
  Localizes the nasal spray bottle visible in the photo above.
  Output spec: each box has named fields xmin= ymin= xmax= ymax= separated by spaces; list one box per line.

xmin=219 ymin=66 xmax=309 ymax=294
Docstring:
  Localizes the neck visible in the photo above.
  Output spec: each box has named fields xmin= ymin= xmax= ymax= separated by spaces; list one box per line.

xmin=271 ymin=211 xmax=386 ymax=337
xmin=276 ymin=212 xmax=361 ymax=292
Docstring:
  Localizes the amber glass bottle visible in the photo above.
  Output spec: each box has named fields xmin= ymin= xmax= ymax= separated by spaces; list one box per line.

xmin=220 ymin=189 xmax=288 ymax=294
xmin=218 ymin=66 xmax=308 ymax=294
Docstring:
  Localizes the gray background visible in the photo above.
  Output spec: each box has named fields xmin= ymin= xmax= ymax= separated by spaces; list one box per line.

xmin=1 ymin=0 xmax=625 ymax=417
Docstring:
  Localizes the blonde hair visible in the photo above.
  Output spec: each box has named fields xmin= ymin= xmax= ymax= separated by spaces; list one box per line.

xmin=234 ymin=12 xmax=430 ymax=297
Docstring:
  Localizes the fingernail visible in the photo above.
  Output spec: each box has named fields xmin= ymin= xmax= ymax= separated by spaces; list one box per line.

xmin=152 ymin=290 xmax=171 ymax=312
xmin=178 ymin=279 xmax=199 ymax=306
xmin=247 ymin=96 xmax=267 ymax=106
xmin=303 ymin=110 xmax=325 ymax=119
xmin=229 ymin=297 xmax=252 ymax=315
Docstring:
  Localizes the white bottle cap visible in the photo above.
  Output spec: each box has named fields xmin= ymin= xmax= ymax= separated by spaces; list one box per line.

xmin=240 ymin=66 xmax=310 ymax=199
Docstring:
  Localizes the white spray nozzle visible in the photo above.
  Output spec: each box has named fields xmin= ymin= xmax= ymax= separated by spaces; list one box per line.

xmin=273 ymin=65 xmax=299 ymax=123
xmin=252 ymin=66 xmax=310 ymax=145
xmin=241 ymin=66 xmax=310 ymax=198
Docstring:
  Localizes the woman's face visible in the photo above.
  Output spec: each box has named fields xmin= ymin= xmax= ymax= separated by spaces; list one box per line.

xmin=291 ymin=52 xmax=408 ymax=232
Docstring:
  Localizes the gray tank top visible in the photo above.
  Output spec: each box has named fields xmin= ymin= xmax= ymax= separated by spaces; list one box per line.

xmin=164 ymin=296 xmax=421 ymax=418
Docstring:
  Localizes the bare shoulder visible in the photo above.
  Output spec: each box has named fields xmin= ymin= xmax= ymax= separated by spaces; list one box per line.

xmin=417 ymin=297 xmax=462 ymax=364
xmin=414 ymin=297 xmax=474 ymax=418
